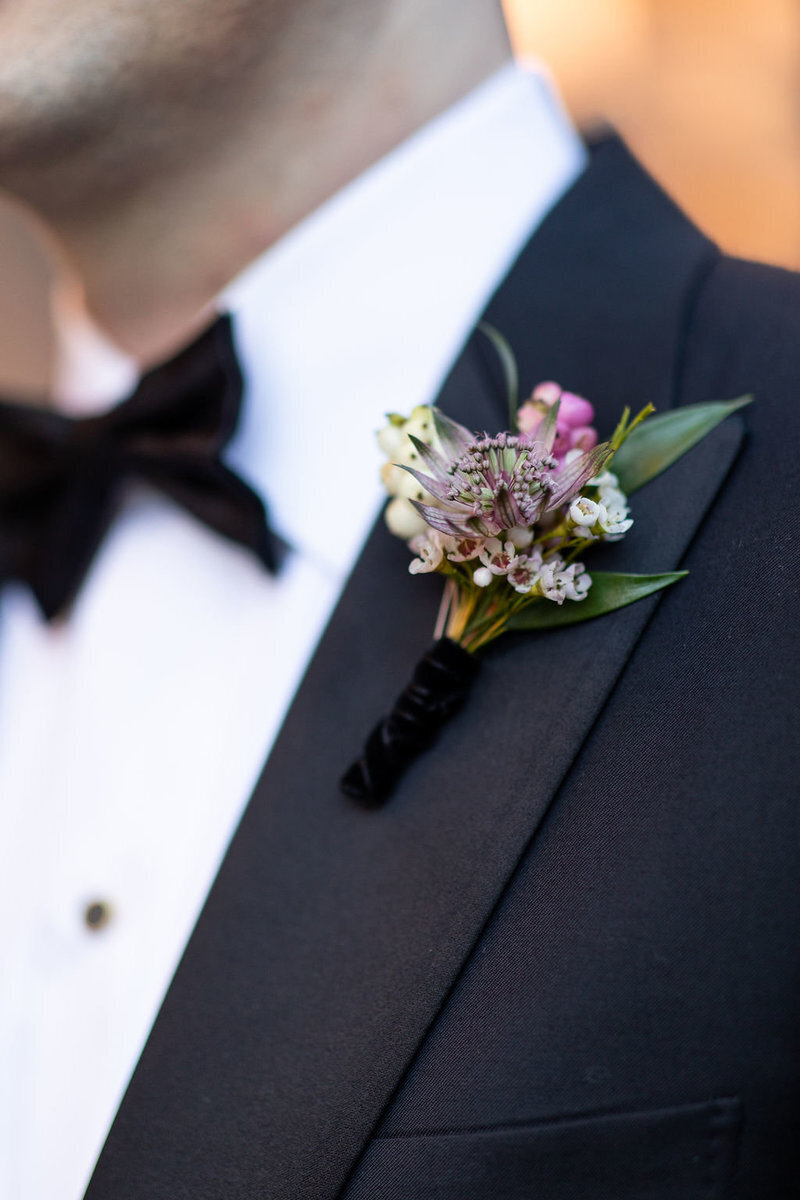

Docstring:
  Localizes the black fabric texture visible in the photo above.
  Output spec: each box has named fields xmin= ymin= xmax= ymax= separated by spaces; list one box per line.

xmin=0 ymin=314 xmax=282 ymax=619
xmin=347 ymin=1099 xmax=743 ymax=1200
xmin=84 ymin=138 xmax=798 ymax=1199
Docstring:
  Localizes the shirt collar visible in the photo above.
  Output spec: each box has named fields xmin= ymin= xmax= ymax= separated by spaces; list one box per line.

xmin=53 ymin=60 xmax=586 ymax=577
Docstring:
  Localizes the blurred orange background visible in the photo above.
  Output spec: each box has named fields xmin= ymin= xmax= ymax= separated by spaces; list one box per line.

xmin=504 ymin=0 xmax=800 ymax=267
xmin=1 ymin=0 xmax=798 ymax=393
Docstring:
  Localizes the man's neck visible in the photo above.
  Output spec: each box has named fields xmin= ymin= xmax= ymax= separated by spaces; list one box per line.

xmin=42 ymin=7 xmax=510 ymax=366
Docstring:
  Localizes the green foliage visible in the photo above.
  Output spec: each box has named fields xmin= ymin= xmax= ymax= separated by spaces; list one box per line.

xmin=478 ymin=321 xmax=519 ymax=431
xmin=612 ymin=395 xmax=753 ymax=494
xmin=507 ymin=571 xmax=687 ymax=631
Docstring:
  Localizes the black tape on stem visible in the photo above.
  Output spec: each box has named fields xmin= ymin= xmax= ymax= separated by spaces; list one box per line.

xmin=340 ymin=637 xmax=480 ymax=807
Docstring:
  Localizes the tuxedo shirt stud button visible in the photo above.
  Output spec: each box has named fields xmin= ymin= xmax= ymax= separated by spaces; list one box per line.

xmin=83 ymin=900 xmax=113 ymax=932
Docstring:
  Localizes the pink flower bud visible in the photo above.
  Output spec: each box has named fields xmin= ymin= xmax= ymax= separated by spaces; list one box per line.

xmin=552 ymin=419 xmax=573 ymax=458
xmin=532 ymin=381 xmax=562 ymax=406
xmin=518 ymin=384 xmax=597 ymax=464
xmin=569 ymin=425 xmax=598 ymax=452
xmin=558 ymin=391 xmax=594 ymax=427
xmin=516 ymin=400 xmax=544 ymax=436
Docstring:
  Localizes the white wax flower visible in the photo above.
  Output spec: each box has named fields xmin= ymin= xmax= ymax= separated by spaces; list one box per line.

xmin=478 ymin=538 xmax=519 ymax=576
xmin=409 ymin=533 xmax=445 ymax=574
xmin=597 ymin=501 xmax=633 ymax=540
xmin=597 ymin=486 xmax=627 ymax=510
xmin=589 ymin=468 xmax=620 ymax=490
xmin=569 ymin=497 xmax=601 ymax=527
xmin=536 ymin=558 xmax=591 ymax=605
xmin=506 ymin=549 xmax=544 ymax=594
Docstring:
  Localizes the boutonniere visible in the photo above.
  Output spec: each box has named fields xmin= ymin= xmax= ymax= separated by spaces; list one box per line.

xmin=341 ymin=327 xmax=750 ymax=806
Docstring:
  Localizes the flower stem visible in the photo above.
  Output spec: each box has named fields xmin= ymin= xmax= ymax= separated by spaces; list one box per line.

xmin=464 ymin=616 xmax=507 ymax=652
xmin=446 ymin=597 xmax=473 ymax=644
xmin=434 ymin=578 xmax=456 ymax=640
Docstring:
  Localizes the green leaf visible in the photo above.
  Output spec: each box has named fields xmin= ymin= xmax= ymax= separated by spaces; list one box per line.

xmin=536 ymin=395 xmax=561 ymax=453
xmin=478 ymin=321 xmax=519 ymax=430
xmin=507 ymin=571 xmax=687 ymax=631
xmin=611 ymin=395 xmax=753 ymax=494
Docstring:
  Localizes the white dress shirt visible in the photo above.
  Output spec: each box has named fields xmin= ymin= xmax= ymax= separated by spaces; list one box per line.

xmin=0 ymin=61 xmax=585 ymax=1200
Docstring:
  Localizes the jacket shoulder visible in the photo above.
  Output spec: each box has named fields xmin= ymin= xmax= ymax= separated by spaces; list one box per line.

xmin=680 ymin=254 xmax=800 ymax=405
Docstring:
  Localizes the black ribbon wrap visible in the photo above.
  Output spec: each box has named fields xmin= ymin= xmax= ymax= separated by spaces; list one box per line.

xmin=340 ymin=637 xmax=480 ymax=807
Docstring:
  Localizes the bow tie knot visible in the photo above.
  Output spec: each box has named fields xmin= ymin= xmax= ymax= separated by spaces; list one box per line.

xmin=0 ymin=316 xmax=284 ymax=620
xmin=43 ymin=413 xmax=120 ymax=478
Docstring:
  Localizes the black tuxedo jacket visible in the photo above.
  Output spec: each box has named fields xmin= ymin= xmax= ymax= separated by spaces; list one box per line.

xmin=84 ymin=135 xmax=799 ymax=1199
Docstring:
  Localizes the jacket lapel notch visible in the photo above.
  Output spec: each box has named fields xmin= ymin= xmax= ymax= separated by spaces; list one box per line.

xmin=478 ymin=133 xmax=720 ymax=428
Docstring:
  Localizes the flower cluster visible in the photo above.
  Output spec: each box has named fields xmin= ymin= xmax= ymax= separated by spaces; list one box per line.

xmin=346 ymin=330 xmax=744 ymax=804
xmin=378 ymin=382 xmax=635 ymax=652
xmin=565 ymin=462 xmax=633 ymax=541
xmin=407 ymin=529 xmax=591 ymax=605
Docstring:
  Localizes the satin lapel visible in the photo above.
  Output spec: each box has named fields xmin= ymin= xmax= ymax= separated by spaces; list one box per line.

xmin=475 ymin=133 xmax=721 ymax=432
xmin=85 ymin=140 xmax=739 ymax=1200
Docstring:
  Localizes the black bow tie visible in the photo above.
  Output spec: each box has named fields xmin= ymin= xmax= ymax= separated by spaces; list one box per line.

xmin=0 ymin=314 xmax=284 ymax=621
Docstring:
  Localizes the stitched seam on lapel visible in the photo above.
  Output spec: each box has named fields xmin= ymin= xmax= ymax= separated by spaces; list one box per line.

xmin=365 ymin=1095 xmax=743 ymax=1141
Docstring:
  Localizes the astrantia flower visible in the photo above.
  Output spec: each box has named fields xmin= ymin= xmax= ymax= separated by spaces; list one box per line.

xmin=403 ymin=410 xmax=611 ymax=540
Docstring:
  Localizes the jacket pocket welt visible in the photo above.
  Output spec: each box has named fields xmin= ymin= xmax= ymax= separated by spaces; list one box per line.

xmin=343 ymin=1096 xmax=742 ymax=1200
